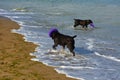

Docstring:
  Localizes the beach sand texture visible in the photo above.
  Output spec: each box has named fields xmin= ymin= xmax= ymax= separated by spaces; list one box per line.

xmin=0 ymin=17 xmax=77 ymax=80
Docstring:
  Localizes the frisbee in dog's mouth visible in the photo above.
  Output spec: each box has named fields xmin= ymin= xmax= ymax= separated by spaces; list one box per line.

xmin=90 ymin=23 xmax=95 ymax=28
xmin=49 ymin=28 xmax=58 ymax=37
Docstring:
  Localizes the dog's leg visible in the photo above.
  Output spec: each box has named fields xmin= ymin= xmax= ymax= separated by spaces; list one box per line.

xmin=67 ymin=45 xmax=75 ymax=56
xmin=72 ymin=51 xmax=75 ymax=56
xmin=52 ymin=44 xmax=58 ymax=50
xmin=85 ymin=25 xmax=88 ymax=30
xmin=60 ymin=45 xmax=66 ymax=54
xmin=62 ymin=45 xmax=65 ymax=49
xmin=82 ymin=25 xmax=85 ymax=30
xmin=82 ymin=25 xmax=85 ymax=28
xmin=74 ymin=24 xmax=79 ymax=27
xmin=70 ymin=49 xmax=75 ymax=56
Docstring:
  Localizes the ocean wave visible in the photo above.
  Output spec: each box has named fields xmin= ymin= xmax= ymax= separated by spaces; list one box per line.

xmin=59 ymin=66 xmax=95 ymax=70
xmin=31 ymin=58 xmax=39 ymax=62
xmin=55 ymin=68 xmax=85 ymax=80
xmin=12 ymin=7 xmax=29 ymax=12
xmin=95 ymin=52 xmax=120 ymax=62
xmin=86 ymin=38 xmax=95 ymax=51
xmin=0 ymin=9 xmax=6 ymax=11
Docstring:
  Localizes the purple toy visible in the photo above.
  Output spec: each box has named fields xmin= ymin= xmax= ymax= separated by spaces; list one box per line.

xmin=90 ymin=23 xmax=95 ymax=28
xmin=49 ymin=28 xmax=58 ymax=37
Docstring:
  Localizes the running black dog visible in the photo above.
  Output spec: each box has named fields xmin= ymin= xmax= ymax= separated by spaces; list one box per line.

xmin=49 ymin=28 xmax=77 ymax=56
xmin=74 ymin=19 xmax=95 ymax=29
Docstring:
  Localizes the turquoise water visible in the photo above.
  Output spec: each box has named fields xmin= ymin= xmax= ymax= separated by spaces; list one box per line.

xmin=0 ymin=0 xmax=120 ymax=80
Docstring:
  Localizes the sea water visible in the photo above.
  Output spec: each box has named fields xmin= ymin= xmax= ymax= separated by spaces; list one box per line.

xmin=0 ymin=0 xmax=120 ymax=80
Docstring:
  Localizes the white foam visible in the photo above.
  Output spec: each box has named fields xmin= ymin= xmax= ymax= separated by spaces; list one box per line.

xmin=59 ymin=66 xmax=95 ymax=70
xmin=14 ymin=20 xmax=25 ymax=25
xmin=86 ymin=38 xmax=94 ymax=51
xmin=29 ymin=53 xmax=35 ymax=56
xmin=48 ymin=49 xmax=58 ymax=53
xmin=55 ymin=69 xmax=85 ymax=80
xmin=95 ymin=52 xmax=120 ymax=62
xmin=12 ymin=8 xmax=28 ymax=12
xmin=6 ymin=15 xmax=20 ymax=19
xmin=31 ymin=58 xmax=39 ymax=62
xmin=50 ymin=12 xmax=62 ymax=15
xmin=41 ymin=61 xmax=49 ymax=66
xmin=0 ymin=9 xmax=6 ymax=11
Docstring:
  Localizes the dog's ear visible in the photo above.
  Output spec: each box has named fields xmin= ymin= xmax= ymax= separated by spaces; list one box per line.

xmin=88 ymin=20 xmax=93 ymax=23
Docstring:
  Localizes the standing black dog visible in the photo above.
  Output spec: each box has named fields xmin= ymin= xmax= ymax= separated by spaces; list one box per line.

xmin=49 ymin=28 xmax=77 ymax=56
xmin=74 ymin=19 xmax=94 ymax=29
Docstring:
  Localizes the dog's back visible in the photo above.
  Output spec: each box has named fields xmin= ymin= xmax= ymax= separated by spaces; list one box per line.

xmin=55 ymin=33 xmax=76 ymax=46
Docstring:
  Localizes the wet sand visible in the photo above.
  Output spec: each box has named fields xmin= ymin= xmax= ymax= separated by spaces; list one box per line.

xmin=0 ymin=16 xmax=77 ymax=80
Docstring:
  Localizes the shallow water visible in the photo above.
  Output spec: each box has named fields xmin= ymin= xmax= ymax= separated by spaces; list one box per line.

xmin=1 ymin=0 xmax=120 ymax=80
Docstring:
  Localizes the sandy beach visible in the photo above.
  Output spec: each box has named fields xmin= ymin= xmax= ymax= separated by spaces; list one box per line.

xmin=0 ymin=16 xmax=77 ymax=80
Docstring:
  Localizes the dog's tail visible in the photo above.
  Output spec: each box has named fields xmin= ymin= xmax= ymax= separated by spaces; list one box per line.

xmin=72 ymin=35 xmax=77 ymax=38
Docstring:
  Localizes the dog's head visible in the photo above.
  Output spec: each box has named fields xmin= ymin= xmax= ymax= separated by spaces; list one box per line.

xmin=86 ymin=19 xmax=92 ymax=24
xmin=88 ymin=20 xmax=95 ymax=28
xmin=49 ymin=28 xmax=59 ymax=39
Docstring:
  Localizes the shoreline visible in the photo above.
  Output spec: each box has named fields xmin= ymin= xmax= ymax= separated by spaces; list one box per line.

xmin=0 ymin=16 xmax=77 ymax=80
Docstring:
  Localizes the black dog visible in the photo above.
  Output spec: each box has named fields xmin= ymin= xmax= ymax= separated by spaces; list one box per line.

xmin=74 ymin=19 xmax=94 ymax=29
xmin=49 ymin=28 xmax=77 ymax=56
